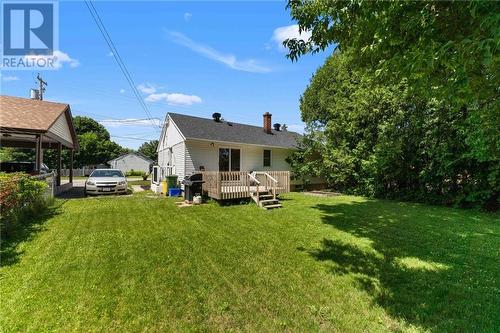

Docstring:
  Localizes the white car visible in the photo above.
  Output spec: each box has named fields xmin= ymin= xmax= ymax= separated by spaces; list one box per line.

xmin=84 ymin=169 xmax=128 ymax=196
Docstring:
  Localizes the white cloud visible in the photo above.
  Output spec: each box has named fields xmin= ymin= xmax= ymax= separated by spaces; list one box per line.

xmin=168 ymin=31 xmax=271 ymax=73
xmin=287 ymin=124 xmax=305 ymax=134
xmin=99 ymin=118 xmax=162 ymax=128
xmin=184 ymin=12 xmax=192 ymax=22
xmin=52 ymin=50 xmax=80 ymax=68
xmin=23 ymin=50 xmax=80 ymax=69
xmin=145 ymin=92 xmax=202 ymax=106
xmin=271 ymin=24 xmax=312 ymax=52
xmin=119 ymin=89 xmax=125 ymax=94
xmin=137 ymin=83 xmax=156 ymax=94
xmin=1 ymin=75 xmax=20 ymax=82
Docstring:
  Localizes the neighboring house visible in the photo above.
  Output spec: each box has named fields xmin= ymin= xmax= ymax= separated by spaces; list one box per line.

xmin=154 ymin=112 xmax=309 ymax=208
xmin=108 ymin=152 xmax=153 ymax=174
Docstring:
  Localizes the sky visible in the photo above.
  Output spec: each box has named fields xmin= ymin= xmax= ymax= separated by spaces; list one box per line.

xmin=0 ymin=1 xmax=332 ymax=149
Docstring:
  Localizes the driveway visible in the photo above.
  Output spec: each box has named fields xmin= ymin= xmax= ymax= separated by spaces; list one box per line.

xmin=58 ymin=177 xmax=142 ymax=199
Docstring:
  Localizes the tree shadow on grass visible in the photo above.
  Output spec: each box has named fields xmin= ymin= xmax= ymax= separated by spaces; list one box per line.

xmin=307 ymin=200 xmax=499 ymax=332
xmin=1 ymin=201 xmax=64 ymax=267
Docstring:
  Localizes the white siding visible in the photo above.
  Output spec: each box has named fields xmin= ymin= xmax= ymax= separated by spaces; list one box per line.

xmin=47 ymin=114 xmax=73 ymax=145
xmin=109 ymin=154 xmax=151 ymax=173
xmin=157 ymin=116 xmax=185 ymax=181
xmin=171 ymin=142 xmax=185 ymax=186
xmin=185 ymin=139 xmax=293 ymax=173
xmin=158 ymin=116 xmax=184 ymax=152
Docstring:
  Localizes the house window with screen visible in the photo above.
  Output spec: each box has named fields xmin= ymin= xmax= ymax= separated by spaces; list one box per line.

xmin=263 ymin=149 xmax=271 ymax=167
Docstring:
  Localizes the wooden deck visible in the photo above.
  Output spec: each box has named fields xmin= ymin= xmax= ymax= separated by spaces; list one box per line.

xmin=202 ymin=171 xmax=290 ymax=200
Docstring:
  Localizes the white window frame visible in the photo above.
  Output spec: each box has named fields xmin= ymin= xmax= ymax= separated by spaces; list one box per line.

xmin=219 ymin=147 xmax=241 ymax=172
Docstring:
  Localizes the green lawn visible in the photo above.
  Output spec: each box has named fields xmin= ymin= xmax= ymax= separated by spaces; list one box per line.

xmin=127 ymin=179 xmax=151 ymax=187
xmin=1 ymin=193 xmax=498 ymax=332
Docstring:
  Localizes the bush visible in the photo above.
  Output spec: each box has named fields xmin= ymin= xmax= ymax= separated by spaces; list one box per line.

xmin=0 ymin=173 xmax=48 ymax=234
xmin=125 ymin=170 xmax=148 ymax=180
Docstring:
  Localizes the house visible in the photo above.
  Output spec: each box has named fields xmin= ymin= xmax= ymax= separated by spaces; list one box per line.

xmin=0 ymin=95 xmax=79 ymax=194
xmin=108 ymin=152 xmax=153 ymax=174
xmin=153 ymin=112 xmax=302 ymax=208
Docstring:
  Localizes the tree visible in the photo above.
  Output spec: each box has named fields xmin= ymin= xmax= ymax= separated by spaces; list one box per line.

xmin=138 ymin=140 xmax=158 ymax=162
xmin=73 ymin=116 xmax=110 ymax=140
xmin=292 ymin=51 xmax=499 ymax=209
xmin=285 ymin=1 xmax=499 ymax=106
xmin=73 ymin=132 xmax=123 ymax=168
xmin=0 ymin=148 xmax=35 ymax=162
xmin=44 ymin=116 xmax=125 ymax=168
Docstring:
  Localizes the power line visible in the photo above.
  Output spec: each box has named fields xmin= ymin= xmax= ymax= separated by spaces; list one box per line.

xmin=83 ymin=0 xmax=160 ymax=131
xmin=111 ymin=135 xmax=157 ymax=141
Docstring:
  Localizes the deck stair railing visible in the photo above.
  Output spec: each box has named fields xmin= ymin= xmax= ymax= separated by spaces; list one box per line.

xmin=248 ymin=172 xmax=261 ymax=205
xmin=264 ymin=172 xmax=278 ymax=200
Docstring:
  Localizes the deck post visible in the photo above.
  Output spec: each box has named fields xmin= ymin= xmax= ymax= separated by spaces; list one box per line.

xmin=217 ymin=172 xmax=222 ymax=200
xmin=35 ymin=134 xmax=43 ymax=172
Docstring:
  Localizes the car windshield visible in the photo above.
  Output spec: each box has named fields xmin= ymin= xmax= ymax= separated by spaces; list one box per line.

xmin=90 ymin=170 xmax=124 ymax=178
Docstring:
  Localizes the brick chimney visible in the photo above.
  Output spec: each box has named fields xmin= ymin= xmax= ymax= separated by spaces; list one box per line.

xmin=263 ymin=112 xmax=272 ymax=134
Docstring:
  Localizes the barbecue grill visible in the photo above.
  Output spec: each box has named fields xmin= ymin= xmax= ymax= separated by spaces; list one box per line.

xmin=181 ymin=173 xmax=204 ymax=202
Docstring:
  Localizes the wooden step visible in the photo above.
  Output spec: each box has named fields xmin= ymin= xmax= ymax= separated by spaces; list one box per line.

xmin=259 ymin=199 xmax=279 ymax=206
xmin=263 ymin=204 xmax=282 ymax=209
xmin=260 ymin=199 xmax=278 ymax=203
xmin=259 ymin=194 xmax=274 ymax=199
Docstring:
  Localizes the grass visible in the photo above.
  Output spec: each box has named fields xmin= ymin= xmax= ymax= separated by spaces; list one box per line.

xmin=1 ymin=193 xmax=498 ymax=332
xmin=127 ymin=179 xmax=150 ymax=187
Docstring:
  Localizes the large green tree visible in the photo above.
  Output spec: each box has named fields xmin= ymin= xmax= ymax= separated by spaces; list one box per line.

xmin=290 ymin=51 xmax=499 ymax=209
xmin=285 ymin=1 xmax=499 ymax=209
xmin=73 ymin=116 xmax=110 ymax=140
xmin=44 ymin=116 xmax=125 ymax=168
xmin=138 ymin=140 xmax=158 ymax=162
xmin=285 ymin=0 xmax=499 ymax=105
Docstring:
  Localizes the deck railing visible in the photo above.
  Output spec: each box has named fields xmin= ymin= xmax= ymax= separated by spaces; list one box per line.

xmin=201 ymin=171 xmax=290 ymax=200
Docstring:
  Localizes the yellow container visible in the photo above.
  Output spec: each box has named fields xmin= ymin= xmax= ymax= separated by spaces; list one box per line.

xmin=161 ymin=180 xmax=168 ymax=196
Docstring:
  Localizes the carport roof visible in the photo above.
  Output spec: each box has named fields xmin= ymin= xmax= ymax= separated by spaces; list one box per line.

xmin=0 ymin=95 xmax=79 ymax=149
xmin=0 ymin=95 xmax=69 ymax=132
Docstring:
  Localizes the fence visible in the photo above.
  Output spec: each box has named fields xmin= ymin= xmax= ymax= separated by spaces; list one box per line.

xmin=31 ymin=172 xmax=56 ymax=198
xmin=59 ymin=167 xmax=97 ymax=177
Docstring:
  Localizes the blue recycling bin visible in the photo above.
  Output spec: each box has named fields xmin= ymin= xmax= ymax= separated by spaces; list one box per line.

xmin=168 ymin=188 xmax=182 ymax=197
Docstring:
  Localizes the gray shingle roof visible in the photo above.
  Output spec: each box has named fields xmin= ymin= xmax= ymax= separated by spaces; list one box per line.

xmin=169 ymin=113 xmax=302 ymax=149
xmin=108 ymin=152 xmax=154 ymax=164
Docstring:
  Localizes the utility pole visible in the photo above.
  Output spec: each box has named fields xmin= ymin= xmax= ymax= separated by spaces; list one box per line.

xmin=36 ymin=74 xmax=48 ymax=100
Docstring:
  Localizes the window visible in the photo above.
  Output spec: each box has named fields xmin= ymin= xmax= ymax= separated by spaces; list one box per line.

xmin=230 ymin=149 xmax=240 ymax=171
xmin=263 ymin=149 xmax=271 ymax=167
xmin=90 ymin=169 xmax=124 ymax=178
xmin=219 ymin=148 xmax=230 ymax=171
xmin=219 ymin=148 xmax=240 ymax=171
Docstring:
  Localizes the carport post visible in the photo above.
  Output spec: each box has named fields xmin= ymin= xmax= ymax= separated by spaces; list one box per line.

xmin=69 ymin=149 xmax=74 ymax=183
xmin=56 ymin=143 xmax=62 ymax=186
xmin=35 ymin=134 xmax=43 ymax=172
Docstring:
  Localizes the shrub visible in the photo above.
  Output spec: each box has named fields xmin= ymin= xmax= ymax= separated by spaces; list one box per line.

xmin=125 ymin=170 xmax=148 ymax=180
xmin=126 ymin=170 xmax=145 ymax=177
xmin=0 ymin=173 xmax=48 ymax=234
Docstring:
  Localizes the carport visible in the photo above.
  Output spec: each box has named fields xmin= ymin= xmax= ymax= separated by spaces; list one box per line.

xmin=0 ymin=95 xmax=79 ymax=194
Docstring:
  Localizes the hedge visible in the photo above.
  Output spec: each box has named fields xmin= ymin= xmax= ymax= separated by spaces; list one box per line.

xmin=0 ymin=173 xmax=48 ymax=230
